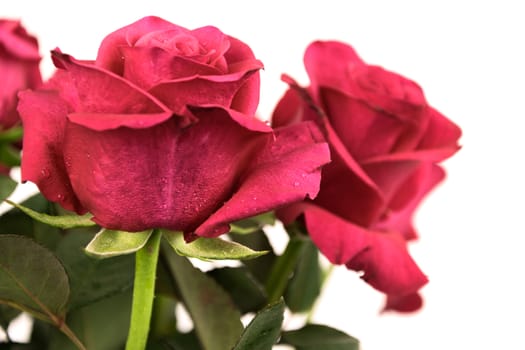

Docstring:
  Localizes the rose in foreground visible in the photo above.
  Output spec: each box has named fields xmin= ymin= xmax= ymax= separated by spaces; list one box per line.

xmin=273 ymin=41 xmax=462 ymax=311
xmin=18 ymin=16 xmax=330 ymax=238
xmin=0 ymin=19 xmax=42 ymax=174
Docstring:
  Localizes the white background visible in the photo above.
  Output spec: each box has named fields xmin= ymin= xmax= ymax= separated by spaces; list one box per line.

xmin=2 ymin=1 xmax=524 ymax=349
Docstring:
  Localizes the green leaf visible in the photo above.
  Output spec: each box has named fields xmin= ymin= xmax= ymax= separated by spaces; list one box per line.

xmin=54 ymin=231 xmax=134 ymax=310
xmin=84 ymin=228 xmax=153 ymax=258
xmin=0 ymin=174 xmax=17 ymax=202
xmin=207 ymin=267 xmax=267 ymax=313
xmin=232 ymin=299 xmax=285 ymax=350
xmin=280 ymin=324 xmax=360 ymax=350
xmin=48 ymin=290 xmax=132 ymax=350
xmin=229 ymin=230 xmax=276 ymax=283
xmin=4 ymin=200 xmax=96 ymax=229
xmin=0 ymin=235 xmax=69 ymax=323
xmin=162 ymin=242 xmax=243 ymax=350
xmin=285 ymin=239 xmax=322 ymax=312
xmin=162 ymin=230 xmax=268 ymax=261
xmin=0 ymin=126 xmax=23 ymax=143
xmin=0 ymin=143 xmax=20 ymax=167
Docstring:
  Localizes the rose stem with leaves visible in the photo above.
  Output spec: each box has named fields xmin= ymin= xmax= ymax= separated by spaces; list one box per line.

xmin=125 ymin=229 xmax=162 ymax=350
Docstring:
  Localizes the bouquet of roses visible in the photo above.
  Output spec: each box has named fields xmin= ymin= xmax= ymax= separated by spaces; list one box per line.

xmin=0 ymin=16 xmax=461 ymax=350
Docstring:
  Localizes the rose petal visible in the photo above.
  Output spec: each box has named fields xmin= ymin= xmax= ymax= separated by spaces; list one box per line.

xmin=194 ymin=120 xmax=330 ymax=238
xmin=373 ymin=163 xmax=446 ymax=240
xmin=301 ymin=204 xmax=427 ymax=295
xmin=0 ymin=20 xmax=41 ymax=60
xmin=50 ymin=51 xmax=178 ymax=130
xmin=304 ymin=40 xmax=365 ymax=97
xmin=320 ymin=88 xmax=408 ymax=160
xmin=383 ymin=292 xmax=424 ymax=313
xmin=62 ymin=108 xmax=257 ymax=232
xmin=120 ymin=46 xmax=223 ymax=89
xmin=149 ymin=69 xmax=261 ymax=116
xmin=96 ymin=16 xmax=179 ymax=74
xmin=417 ymin=106 xmax=462 ymax=151
xmin=17 ymin=90 xmax=84 ymax=213
xmin=313 ymin=119 xmax=385 ymax=226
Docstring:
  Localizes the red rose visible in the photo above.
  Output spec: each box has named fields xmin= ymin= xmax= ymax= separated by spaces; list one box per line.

xmin=0 ymin=19 xmax=42 ymax=174
xmin=0 ymin=19 xmax=41 ymax=130
xmin=18 ymin=16 xmax=330 ymax=237
xmin=273 ymin=41 xmax=461 ymax=311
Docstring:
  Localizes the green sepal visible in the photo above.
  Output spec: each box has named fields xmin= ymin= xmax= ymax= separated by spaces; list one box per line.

xmin=84 ymin=228 xmax=153 ymax=258
xmin=162 ymin=230 xmax=268 ymax=261
xmin=4 ymin=199 xmax=96 ymax=229
xmin=0 ymin=126 xmax=23 ymax=143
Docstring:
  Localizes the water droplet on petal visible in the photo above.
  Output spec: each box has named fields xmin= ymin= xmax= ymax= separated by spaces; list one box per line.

xmin=293 ymin=181 xmax=300 ymax=187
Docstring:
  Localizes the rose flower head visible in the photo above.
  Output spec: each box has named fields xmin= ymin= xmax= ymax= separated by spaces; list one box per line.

xmin=18 ymin=16 xmax=330 ymax=239
xmin=0 ymin=19 xmax=42 ymax=174
xmin=273 ymin=40 xmax=462 ymax=312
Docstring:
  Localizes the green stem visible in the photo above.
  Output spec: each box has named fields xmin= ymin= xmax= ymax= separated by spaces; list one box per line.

xmin=306 ymin=264 xmax=335 ymax=323
xmin=125 ymin=229 xmax=162 ymax=350
xmin=265 ymin=237 xmax=308 ymax=303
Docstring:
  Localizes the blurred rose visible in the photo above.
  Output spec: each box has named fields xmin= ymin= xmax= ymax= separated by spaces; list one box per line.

xmin=0 ymin=19 xmax=41 ymax=129
xmin=273 ymin=41 xmax=461 ymax=311
xmin=0 ymin=19 xmax=42 ymax=174
xmin=18 ymin=16 xmax=330 ymax=238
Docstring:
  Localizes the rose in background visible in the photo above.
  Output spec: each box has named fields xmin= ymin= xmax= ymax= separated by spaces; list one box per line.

xmin=18 ymin=16 xmax=330 ymax=238
xmin=273 ymin=41 xmax=462 ymax=312
xmin=0 ymin=19 xmax=42 ymax=175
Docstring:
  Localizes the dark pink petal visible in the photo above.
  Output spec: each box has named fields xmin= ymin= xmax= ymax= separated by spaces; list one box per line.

xmin=120 ymin=46 xmax=223 ymax=89
xmin=360 ymin=159 xmax=421 ymax=209
xmin=320 ymin=88 xmax=408 ymax=160
xmin=302 ymin=204 xmax=428 ymax=295
xmin=303 ymin=204 xmax=370 ymax=264
xmin=304 ymin=40 xmax=365 ymax=96
xmin=17 ymin=90 xmax=84 ymax=213
xmin=0 ymin=20 xmax=41 ymax=60
xmin=149 ymin=69 xmax=261 ymax=116
xmin=62 ymin=108 xmax=256 ymax=232
xmin=417 ymin=107 xmax=462 ymax=151
xmin=96 ymin=16 xmax=179 ymax=74
xmin=191 ymin=26 xmax=230 ymax=71
xmin=194 ymin=120 xmax=330 ymax=238
xmin=271 ymin=88 xmax=307 ymax=128
xmin=0 ymin=59 xmax=41 ymax=128
xmin=373 ymin=163 xmax=445 ymax=240
xmin=347 ymin=65 xmax=427 ymax=119
xmin=51 ymin=51 xmax=177 ymax=130
xmin=313 ymin=119 xmax=384 ymax=227
xmin=224 ymin=36 xmax=262 ymax=73
xmin=383 ymin=292 xmax=424 ymax=313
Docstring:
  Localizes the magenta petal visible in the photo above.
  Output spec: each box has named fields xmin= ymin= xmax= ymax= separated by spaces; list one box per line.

xmin=312 ymin=119 xmax=385 ymax=226
xmin=150 ymin=69 xmax=261 ymax=115
xmin=96 ymin=16 xmax=180 ymax=74
xmin=373 ymin=163 xmax=446 ymax=240
xmin=0 ymin=20 xmax=41 ymax=60
xmin=417 ymin=107 xmax=462 ymax=151
xmin=17 ymin=90 xmax=84 ymax=212
xmin=303 ymin=204 xmax=427 ymax=295
xmin=304 ymin=40 xmax=365 ymax=95
xmin=121 ymin=46 xmax=223 ymax=89
xmin=62 ymin=108 xmax=256 ymax=232
xmin=383 ymin=292 xmax=424 ymax=313
xmin=345 ymin=231 xmax=428 ymax=295
xmin=52 ymin=51 xmax=171 ymax=117
xmin=194 ymin=121 xmax=330 ymax=237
